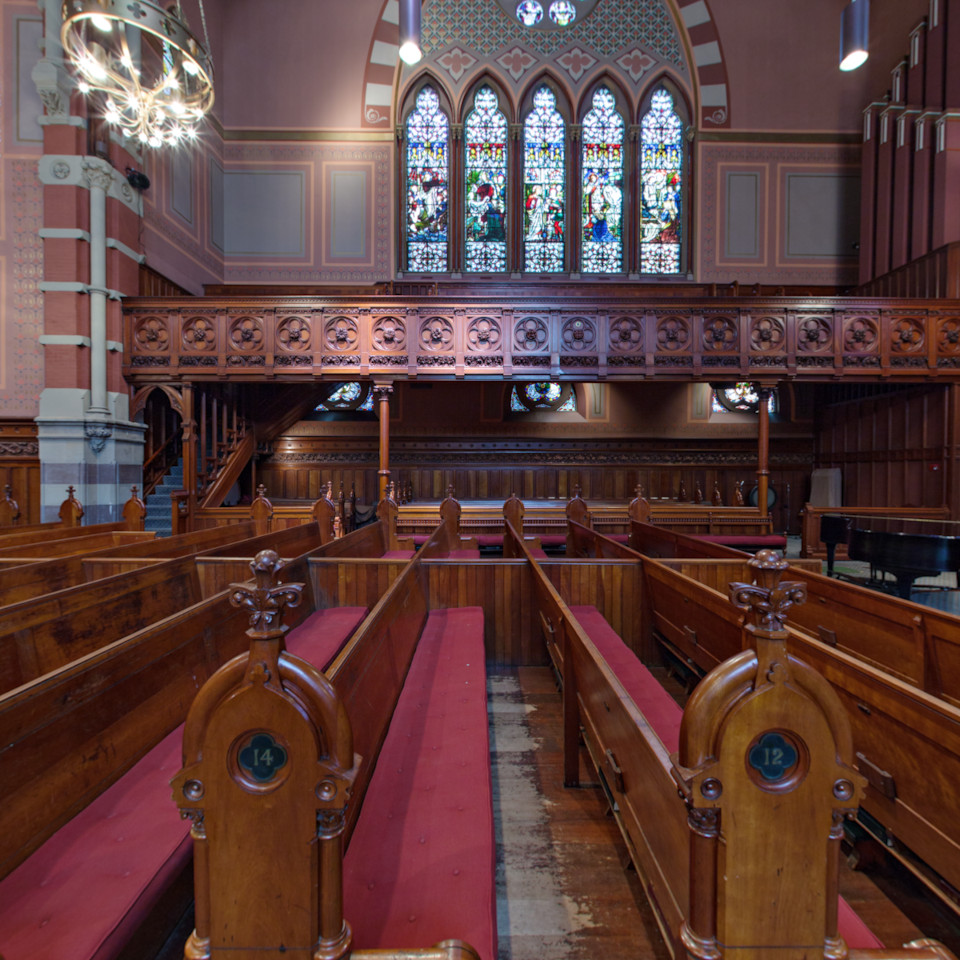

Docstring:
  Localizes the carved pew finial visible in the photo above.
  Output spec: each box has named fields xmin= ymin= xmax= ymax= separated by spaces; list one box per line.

xmin=694 ymin=481 xmax=704 ymax=504
xmin=674 ymin=549 xmax=862 ymax=960
xmin=122 ymin=485 xmax=146 ymax=531
xmin=59 ymin=486 xmax=84 ymax=527
xmin=0 ymin=484 xmax=20 ymax=526
xmin=312 ymin=482 xmax=337 ymax=545
xmin=250 ymin=484 xmax=273 ymax=536
xmin=173 ymin=549 xmax=357 ymax=960
xmin=712 ymin=482 xmax=723 ymax=506
xmin=735 ymin=480 xmax=745 ymax=506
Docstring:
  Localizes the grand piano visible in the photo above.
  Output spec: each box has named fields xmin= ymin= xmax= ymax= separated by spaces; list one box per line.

xmin=847 ymin=525 xmax=960 ymax=599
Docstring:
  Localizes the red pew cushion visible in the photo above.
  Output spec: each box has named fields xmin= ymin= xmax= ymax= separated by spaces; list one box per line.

xmin=476 ymin=534 xmax=503 ymax=547
xmin=284 ymin=606 xmax=368 ymax=671
xmin=0 ymin=727 xmax=189 ymax=960
xmin=344 ymin=607 xmax=495 ymax=960
xmin=570 ymin=606 xmax=683 ymax=754
xmin=539 ymin=534 xmax=567 ymax=547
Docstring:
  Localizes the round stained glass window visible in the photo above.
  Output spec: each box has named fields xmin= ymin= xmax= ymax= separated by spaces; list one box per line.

xmin=548 ymin=0 xmax=576 ymax=25
xmin=516 ymin=1 xmax=543 ymax=25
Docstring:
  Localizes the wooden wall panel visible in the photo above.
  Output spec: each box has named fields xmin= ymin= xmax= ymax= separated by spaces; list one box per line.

xmin=309 ymin=558 xmax=408 ymax=611
xmin=0 ymin=421 xmax=41 ymax=526
xmin=423 ymin=560 xmax=543 ymax=667
xmin=816 ymin=385 xmax=951 ymax=510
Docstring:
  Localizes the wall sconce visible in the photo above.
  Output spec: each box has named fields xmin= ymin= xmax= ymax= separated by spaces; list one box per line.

xmin=399 ymin=0 xmax=422 ymax=64
xmin=840 ymin=0 xmax=869 ymax=71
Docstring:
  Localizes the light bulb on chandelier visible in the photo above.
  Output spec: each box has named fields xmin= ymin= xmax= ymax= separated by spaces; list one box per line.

xmin=60 ymin=0 xmax=214 ymax=148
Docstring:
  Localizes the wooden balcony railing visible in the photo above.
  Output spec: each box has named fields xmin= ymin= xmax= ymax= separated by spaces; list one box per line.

xmin=123 ymin=294 xmax=960 ymax=383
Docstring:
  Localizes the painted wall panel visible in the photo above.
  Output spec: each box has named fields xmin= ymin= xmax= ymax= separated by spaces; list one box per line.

xmin=725 ymin=172 xmax=759 ymax=258
xmin=785 ymin=173 xmax=860 ymax=258
xmin=223 ymin=171 xmax=304 ymax=256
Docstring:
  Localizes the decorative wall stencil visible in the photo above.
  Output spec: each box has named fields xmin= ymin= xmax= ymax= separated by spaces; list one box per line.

xmin=496 ymin=46 xmax=538 ymax=81
xmin=422 ymin=0 xmax=683 ymax=65
xmin=609 ymin=316 xmax=642 ymax=352
xmin=7 ymin=161 xmax=44 ymax=415
xmin=276 ymin=316 xmax=312 ymax=352
xmin=229 ymin=317 xmax=265 ymax=352
xmin=562 ymin=317 xmax=596 ymax=351
xmin=437 ymin=47 xmax=477 ymax=81
xmin=183 ymin=316 xmax=217 ymax=351
xmin=750 ymin=316 xmax=785 ymax=352
xmin=372 ymin=316 xmax=407 ymax=350
xmin=467 ymin=316 xmax=502 ymax=351
xmin=325 ymin=316 xmax=359 ymax=351
xmin=556 ymin=47 xmax=597 ymax=82
xmin=515 ymin=316 xmax=549 ymax=351
xmin=134 ymin=316 xmax=170 ymax=352
xmin=420 ymin=316 xmax=455 ymax=351
xmin=615 ymin=48 xmax=656 ymax=83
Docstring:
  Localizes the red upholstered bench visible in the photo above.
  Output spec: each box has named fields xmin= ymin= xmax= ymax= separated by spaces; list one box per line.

xmin=539 ymin=534 xmax=567 ymax=548
xmin=476 ymin=534 xmax=503 ymax=548
xmin=344 ymin=607 xmax=496 ymax=960
xmin=0 ymin=606 xmax=367 ymax=960
xmin=567 ymin=605 xmax=885 ymax=952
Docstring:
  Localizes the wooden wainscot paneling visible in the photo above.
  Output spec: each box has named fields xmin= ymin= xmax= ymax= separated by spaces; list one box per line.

xmin=0 ymin=421 xmax=40 ymax=526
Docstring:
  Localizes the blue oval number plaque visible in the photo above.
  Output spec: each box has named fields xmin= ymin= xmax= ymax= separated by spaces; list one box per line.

xmin=748 ymin=731 xmax=798 ymax=782
xmin=238 ymin=732 xmax=288 ymax=783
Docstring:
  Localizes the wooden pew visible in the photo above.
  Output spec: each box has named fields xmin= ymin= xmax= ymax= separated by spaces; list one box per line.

xmin=0 ymin=485 xmax=20 ymax=526
xmin=0 ymin=556 xmax=206 ymax=694
xmin=0 ymin=548 xmax=373 ymax=960
xmin=521 ymin=539 xmax=956 ymax=958
xmin=172 ymin=538 xmax=495 ymax=958
xmin=641 ymin=552 xmax=960 ymax=908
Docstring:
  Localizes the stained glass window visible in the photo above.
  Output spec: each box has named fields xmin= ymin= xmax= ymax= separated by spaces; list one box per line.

xmin=640 ymin=89 xmax=683 ymax=275
xmin=316 ymin=383 xmax=375 ymax=412
xmin=510 ymin=382 xmax=577 ymax=412
xmin=581 ymin=87 xmax=624 ymax=274
xmin=711 ymin=383 xmax=776 ymax=414
xmin=465 ymin=86 xmax=508 ymax=273
xmin=406 ymin=87 xmax=449 ymax=273
xmin=523 ymin=87 xmax=566 ymax=273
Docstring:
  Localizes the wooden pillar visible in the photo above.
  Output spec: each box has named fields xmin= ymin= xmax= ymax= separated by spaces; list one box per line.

xmin=180 ymin=384 xmax=198 ymax=529
xmin=945 ymin=384 xmax=960 ymax=520
xmin=757 ymin=387 xmax=772 ymax=519
xmin=374 ymin=382 xmax=394 ymax=501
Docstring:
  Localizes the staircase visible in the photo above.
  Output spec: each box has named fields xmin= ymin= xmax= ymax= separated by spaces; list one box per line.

xmin=144 ymin=459 xmax=183 ymax=537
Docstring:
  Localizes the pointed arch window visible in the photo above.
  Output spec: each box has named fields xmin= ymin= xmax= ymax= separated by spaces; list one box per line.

xmin=464 ymin=86 xmax=508 ymax=273
xmin=405 ymin=86 xmax=449 ymax=273
xmin=581 ymin=87 xmax=625 ymax=274
xmin=510 ymin=382 xmax=577 ymax=412
xmin=640 ymin=88 xmax=683 ymax=275
xmin=523 ymin=86 xmax=566 ymax=273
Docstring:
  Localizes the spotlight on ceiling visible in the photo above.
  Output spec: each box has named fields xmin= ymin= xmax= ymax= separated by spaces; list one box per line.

xmin=399 ymin=0 xmax=423 ymax=65
xmin=839 ymin=0 xmax=869 ymax=71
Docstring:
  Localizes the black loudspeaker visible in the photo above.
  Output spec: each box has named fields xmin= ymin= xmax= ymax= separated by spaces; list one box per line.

xmin=125 ymin=168 xmax=151 ymax=191
xmin=748 ymin=484 xmax=777 ymax=509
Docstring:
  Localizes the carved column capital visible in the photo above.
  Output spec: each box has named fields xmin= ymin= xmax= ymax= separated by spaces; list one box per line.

xmin=82 ymin=158 xmax=115 ymax=194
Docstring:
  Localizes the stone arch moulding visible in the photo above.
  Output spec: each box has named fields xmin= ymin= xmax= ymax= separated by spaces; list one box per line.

xmin=361 ymin=0 xmax=730 ymax=129
xmin=670 ymin=0 xmax=730 ymax=127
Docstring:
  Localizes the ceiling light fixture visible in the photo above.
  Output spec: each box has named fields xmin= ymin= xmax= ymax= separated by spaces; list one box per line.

xmin=399 ymin=0 xmax=422 ymax=65
xmin=61 ymin=0 xmax=214 ymax=147
xmin=839 ymin=0 xmax=869 ymax=71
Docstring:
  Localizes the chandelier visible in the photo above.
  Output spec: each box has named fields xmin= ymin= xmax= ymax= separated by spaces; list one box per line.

xmin=60 ymin=0 xmax=214 ymax=148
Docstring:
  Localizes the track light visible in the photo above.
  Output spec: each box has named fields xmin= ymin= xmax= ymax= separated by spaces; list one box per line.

xmin=840 ymin=0 xmax=869 ymax=71
xmin=399 ymin=0 xmax=422 ymax=65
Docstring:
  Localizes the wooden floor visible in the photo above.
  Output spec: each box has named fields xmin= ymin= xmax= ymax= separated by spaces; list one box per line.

xmin=495 ymin=665 xmax=960 ymax=960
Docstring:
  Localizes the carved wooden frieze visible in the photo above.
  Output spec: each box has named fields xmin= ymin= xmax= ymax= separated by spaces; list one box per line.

xmin=122 ymin=295 xmax=960 ymax=382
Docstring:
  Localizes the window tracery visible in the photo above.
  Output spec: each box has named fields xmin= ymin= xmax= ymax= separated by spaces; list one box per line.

xmin=510 ymin=382 xmax=577 ymax=412
xmin=523 ymin=86 xmax=566 ymax=273
xmin=465 ymin=86 xmax=508 ymax=273
xmin=405 ymin=86 xmax=449 ymax=273
xmin=581 ymin=86 xmax=625 ymax=274
xmin=640 ymin=88 xmax=683 ymax=274
xmin=316 ymin=383 xmax=376 ymax=413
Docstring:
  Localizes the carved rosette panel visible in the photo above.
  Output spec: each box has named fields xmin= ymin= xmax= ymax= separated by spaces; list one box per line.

xmin=609 ymin=316 xmax=642 ymax=353
xmin=843 ymin=316 xmax=878 ymax=353
xmin=797 ymin=316 xmax=832 ymax=352
xmin=183 ymin=316 xmax=217 ymax=351
xmin=324 ymin=316 xmax=359 ymax=352
xmin=750 ymin=316 xmax=785 ymax=352
xmin=134 ymin=316 xmax=169 ymax=352
xmin=938 ymin=317 xmax=960 ymax=355
xmin=419 ymin=316 xmax=454 ymax=352
xmin=515 ymin=316 xmax=548 ymax=351
xmin=229 ymin=316 xmax=264 ymax=352
xmin=561 ymin=317 xmax=596 ymax=352
xmin=372 ymin=315 xmax=406 ymax=351
xmin=890 ymin=317 xmax=924 ymax=353
xmin=467 ymin=316 xmax=501 ymax=352
xmin=656 ymin=316 xmax=690 ymax=352
xmin=702 ymin=316 xmax=736 ymax=351
xmin=276 ymin=315 xmax=311 ymax=352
